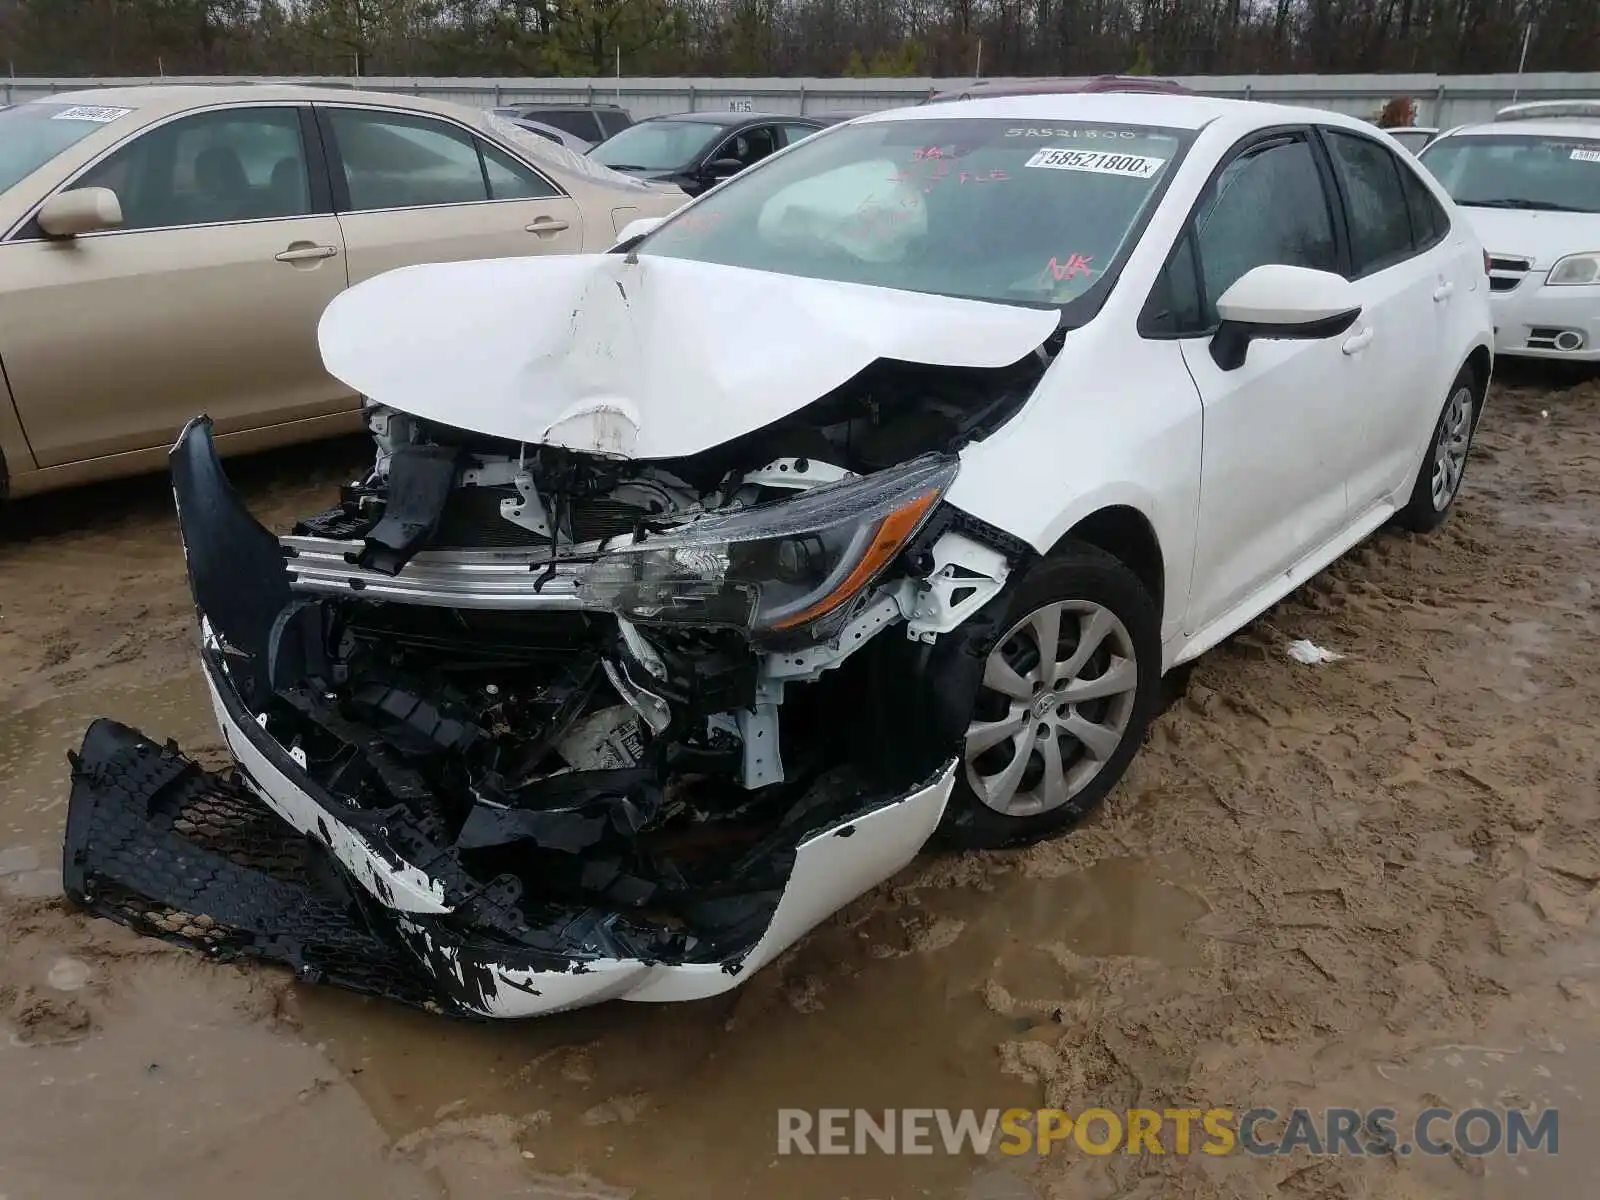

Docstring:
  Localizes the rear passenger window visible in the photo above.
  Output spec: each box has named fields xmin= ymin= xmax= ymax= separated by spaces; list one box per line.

xmin=1193 ymin=137 xmax=1338 ymax=326
xmin=780 ymin=122 xmax=822 ymax=147
xmin=597 ymin=111 xmax=632 ymax=139
xmin=479 ymin=140 xmax=558 ymax=200
xmin=1324 ymin=130 xmax=1415 ymax=275
xmin=1399 ymin=162 xmax=1449 ymax=250
xmin=538 ymin=109 xmax=604 ymax=141
xmin=327 ymin=109 xmax=487 ymax=211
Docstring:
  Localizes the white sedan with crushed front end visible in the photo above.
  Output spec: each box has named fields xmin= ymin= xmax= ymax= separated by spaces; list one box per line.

xmin=65 ymin=92 xmax=1494 ymax=1019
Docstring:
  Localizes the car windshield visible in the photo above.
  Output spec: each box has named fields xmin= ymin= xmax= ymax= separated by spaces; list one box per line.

xmin=1419 ymin=133 xmax=1600 ymax=213
xmin=0 ymin=101 xmax=135 ymax=195
xmin=591 ymin=119 xmax=729 ymax=171
xmin=638 ymin=117 xmax=1189 ymax=308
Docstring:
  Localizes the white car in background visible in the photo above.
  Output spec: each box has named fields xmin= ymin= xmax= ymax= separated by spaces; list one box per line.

xmin=1419 ymin=101 xmax=1600 ymax=360
xmin=69 ymin=92 xmax=1494 ymax=1020
xmin=1386 ymin=126 xmax=1439 ymax=154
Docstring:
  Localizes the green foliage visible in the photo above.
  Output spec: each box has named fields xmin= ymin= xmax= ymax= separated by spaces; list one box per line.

xmin=0 ymin=0 xmax=1593 ymax=79
xmin=844 ymin=40 xmax=922 ymax=76
xmin=870 ymin=40 xmax=925 ymax=75
xmin=539 ymin=0 xmax=682 ymax=75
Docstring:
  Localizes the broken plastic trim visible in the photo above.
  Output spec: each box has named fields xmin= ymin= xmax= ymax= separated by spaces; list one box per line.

xmin=62 ymin=718 xmax=957 ymax=1018
xmin=89 ymin=416 xmax=965 ymax=1018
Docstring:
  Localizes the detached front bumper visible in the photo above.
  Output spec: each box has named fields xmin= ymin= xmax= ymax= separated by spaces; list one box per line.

xmin=61 ymin=417 xmax=956 ymax=1019
xmin=1490 ymin=276 xmax=1600 ymax=361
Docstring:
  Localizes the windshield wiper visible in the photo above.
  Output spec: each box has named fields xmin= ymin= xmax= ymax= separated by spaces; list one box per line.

xmin=1461 ymin=198 xmax=1590 ymax=212
xmin=602 ymin=163 xmax=649 ymax=171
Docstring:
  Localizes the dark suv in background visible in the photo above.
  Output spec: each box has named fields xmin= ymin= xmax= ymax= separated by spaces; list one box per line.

xmin=492 ymin=102 xmax=633 ymax=143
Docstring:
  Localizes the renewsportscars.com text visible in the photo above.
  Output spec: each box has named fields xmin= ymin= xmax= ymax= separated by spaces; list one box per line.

xmin=776 ymin=1106 xmax=1559 ymax=1158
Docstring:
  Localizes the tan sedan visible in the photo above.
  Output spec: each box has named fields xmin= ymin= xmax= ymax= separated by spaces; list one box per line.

xmin=0 ymin=85 xmax=688 ymax=499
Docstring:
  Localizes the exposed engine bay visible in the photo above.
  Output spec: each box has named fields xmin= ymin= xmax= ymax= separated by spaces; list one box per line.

xmin=63 ymin=345 xmax=1053 ymax=1019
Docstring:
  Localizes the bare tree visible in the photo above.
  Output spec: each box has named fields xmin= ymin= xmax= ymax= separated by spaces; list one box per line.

xmin=0 ymin=0 xmax=1594 ymax=79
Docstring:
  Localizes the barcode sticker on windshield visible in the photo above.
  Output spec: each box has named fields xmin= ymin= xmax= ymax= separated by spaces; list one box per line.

xmin=1570 ymin=148 xmax=1600 ymax=163
xmin=1024 ymin=148 xmax=1166 ymax=178
xmin=51 ymin=105 xmax=133 ymax=124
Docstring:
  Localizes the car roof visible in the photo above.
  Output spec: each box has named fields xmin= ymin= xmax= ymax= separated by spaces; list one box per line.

xmin=638 ymin=111 xmax=811 ymax=125
xmin=510 ymin=101 xmax=628 ymax=112
xmin=927 ymin=74 xmax=1191 ymax=101
xmin=24 ymin=82 xmax=492 ymax=121
xmin=856 ymin=91 xmax=1382 ymax=135
xmin=1446 ymin=117 xmax=1600 ymax=139
xmin=1437 ymin=100 xmax=1600 ymax=141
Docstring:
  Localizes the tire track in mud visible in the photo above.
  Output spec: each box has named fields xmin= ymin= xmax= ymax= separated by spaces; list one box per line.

xmin=876 ymin=371 xmax=1600 ymax=1198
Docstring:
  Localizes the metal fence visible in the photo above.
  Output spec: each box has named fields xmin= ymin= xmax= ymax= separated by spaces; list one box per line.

xmin=6 ymin=72 xmax=1600 ymax=127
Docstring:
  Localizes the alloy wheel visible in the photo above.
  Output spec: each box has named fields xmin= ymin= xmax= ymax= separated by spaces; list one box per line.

xmin=1430 ymin=385 xmax=1474 ymax=511
xmin=963 ymin=599 xmax=1140 ymax=817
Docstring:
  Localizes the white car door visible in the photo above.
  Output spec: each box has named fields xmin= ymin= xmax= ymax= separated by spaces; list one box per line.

xmin=1168 ymin=131 xmax=1378 ymax=640
xmin=1319 ymin=127 xmax=1453 ymax=509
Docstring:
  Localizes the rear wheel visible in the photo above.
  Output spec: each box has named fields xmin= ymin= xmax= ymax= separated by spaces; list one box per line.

xmin=1396 ymin=364 xmax=1479 ymax=533
xmin=937 ymin=543 xmax=1161 ymax=850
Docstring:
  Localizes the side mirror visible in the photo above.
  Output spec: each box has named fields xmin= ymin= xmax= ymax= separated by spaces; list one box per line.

xmin=37 ymin=187 xmax=123 ymax=238
xmin=614 ymin=215 xmax=665 ymax=246
xmin=1210 ymin=263 xmax=1362 ymax=370
xmin=705 ymin=157 xmax=745 ymax=179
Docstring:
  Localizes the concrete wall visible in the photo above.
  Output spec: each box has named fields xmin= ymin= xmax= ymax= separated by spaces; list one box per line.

xmin=7 ymin=72 xmax=1600 ymax=128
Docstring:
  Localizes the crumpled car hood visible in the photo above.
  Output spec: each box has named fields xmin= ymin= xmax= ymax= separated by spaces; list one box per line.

xmin=316 ymin=253 xmax=1059 ymax=459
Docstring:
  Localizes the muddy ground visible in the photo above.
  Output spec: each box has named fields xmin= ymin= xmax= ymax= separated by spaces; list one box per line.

xmin=4 ymin=368 xmax=1600 ymax=1199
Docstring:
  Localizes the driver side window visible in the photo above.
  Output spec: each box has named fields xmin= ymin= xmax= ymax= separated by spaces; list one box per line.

xmin=1193 ymin=137 xmax=1338 ymax=326
xmin=73 ymin=106 xmax=311 ymax=231
xmin=1142 ymin=135 xmax=1338 ymax=338
xmin=717 ymin=125 xmax=778 ymax=168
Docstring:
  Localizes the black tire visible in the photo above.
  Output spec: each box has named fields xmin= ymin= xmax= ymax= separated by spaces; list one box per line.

xmin=1395 ymin=363 xmax=1481 ymax=534
xmin=936 ymin=541 xmax=1162 ymax=851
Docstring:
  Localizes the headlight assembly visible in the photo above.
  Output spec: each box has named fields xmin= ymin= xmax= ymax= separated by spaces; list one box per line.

xmin=1547 ymin=252 xmax=1600 ymax=286
xmin=577 ymin=454 xmax=959 ymax=634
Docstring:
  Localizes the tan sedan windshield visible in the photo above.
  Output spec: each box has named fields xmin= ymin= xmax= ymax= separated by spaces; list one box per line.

xmin=0 ymin=102 xmax=137 ymax=194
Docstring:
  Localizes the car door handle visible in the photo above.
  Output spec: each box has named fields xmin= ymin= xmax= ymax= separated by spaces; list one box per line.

xmin=525 ymin=218 xmax=570 ymax=235
xmin=1341 ymin=327 xmax=1374 ymax=356
xmin=1432 ymin=281 xmax=1455 ymax=302
xmin=275 ymin=244 xmax=338 ymax=262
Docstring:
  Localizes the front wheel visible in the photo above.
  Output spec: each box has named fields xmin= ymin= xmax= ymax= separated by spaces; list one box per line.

xmin=1396 ymin=365 xmax=1479 ymax=533
xmin=937 ymin=543 xmax=1161 ymax=850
